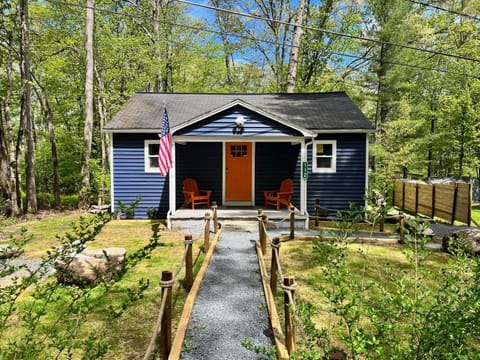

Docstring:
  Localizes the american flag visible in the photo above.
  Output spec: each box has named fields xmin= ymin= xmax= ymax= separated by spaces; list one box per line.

xmin=158 ymin=106 xmax=172 ymax=177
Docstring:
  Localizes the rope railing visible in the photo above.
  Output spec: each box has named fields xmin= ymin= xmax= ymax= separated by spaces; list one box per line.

xmin=258 ymin=211 xmax=311 ymax=357
xmin=144 ymin=206 xmax=219 ymax=360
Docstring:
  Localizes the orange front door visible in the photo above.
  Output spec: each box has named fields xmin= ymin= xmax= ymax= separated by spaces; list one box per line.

xmin=225 ymin=142 xmax=252 ymax=201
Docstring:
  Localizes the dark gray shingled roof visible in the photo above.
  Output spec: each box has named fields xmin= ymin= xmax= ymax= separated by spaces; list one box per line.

xmin=104 ymin=92 xmax=373 ymax=133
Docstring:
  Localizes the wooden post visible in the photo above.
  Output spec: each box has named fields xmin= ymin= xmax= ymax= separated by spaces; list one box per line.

xmin=270 ymin=237 xmax=280 ymax=294
xmin=451 ymin=183 xmax=458 ymax=225
xmin=314 ymin=199 xmax=320 ymax=227
xmin=399 ymin=211 xmax=405 ymax=241
xmin=258 ymin=209 xmax=263 ymax=241
xmin=204 ymin=213 xmax=211 ymax=252
xmin=289 ymin=205 xmax=295 ymax=240
xmin=284 ymin=276 xmax=296 ymax=355
xmin=261 ymin=214 xmax=268 ymax=255
xmin=468 ymin=183 xmax=472 ymax=227
xmin=185 ymin=235 xmax=193 ymax=291
xmin=432 ymin=184 xmax=436 ymax=219
xmin=415 ymin=183 xmax=419 ymax=215
xmin=159 ymin=270 xmax=173 ymax=359
xmin=379 ymin=219 xmax=384 ymax=233
xmin=211 ymin=201 xmax=219 ymax=233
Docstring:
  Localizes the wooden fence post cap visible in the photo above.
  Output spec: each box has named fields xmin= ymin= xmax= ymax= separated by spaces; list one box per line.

xmin=272 ymin=237 xmax=280 ymax=244
xmin=211 ymin=201 xmax=217 ymax=206
xmin=258 ymin=209 xmax=263 ymax=214
xmin=204 ymin=212 xmax=211 ymax=219
xmin=161 ymin=270 xmax=173 ymax=282
xmin=184 ymin=234 xmax=193 ymax=240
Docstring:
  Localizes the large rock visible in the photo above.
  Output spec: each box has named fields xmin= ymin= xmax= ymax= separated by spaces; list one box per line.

xmin=56 ymin=247 xmax=126 ymax=286
xmin=442 ymin=228 xmax=480 ymax=256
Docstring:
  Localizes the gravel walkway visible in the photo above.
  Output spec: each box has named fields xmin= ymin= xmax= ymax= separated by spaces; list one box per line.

xmin=180 ymin=222 xmax=273 ymax=360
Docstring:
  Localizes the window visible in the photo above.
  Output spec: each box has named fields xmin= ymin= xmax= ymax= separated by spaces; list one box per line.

xmin=145 ymin=140 xmax=159 ymax=173
xmin=312 ymin=140 xmax=336 ymax=173
xmin=229 ymin=144 xmax=248 ymax=157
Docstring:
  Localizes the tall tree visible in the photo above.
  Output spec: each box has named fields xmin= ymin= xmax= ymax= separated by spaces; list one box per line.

xmin=286 ymin=0 xmax=306 ymax=93
xmin=19 ymin=0 xmax=37 ymax=213
xmin=79 ymin=0 xmax=95 ymax=209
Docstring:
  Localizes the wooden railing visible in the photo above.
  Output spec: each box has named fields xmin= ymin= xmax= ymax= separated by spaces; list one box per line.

xmin=256 ymin=210 xmax=302 ymax=359
xmin=143 ymin=205 xmax=219 ymax=360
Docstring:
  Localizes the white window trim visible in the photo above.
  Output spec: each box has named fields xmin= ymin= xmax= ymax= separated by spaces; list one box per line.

xmin=312 ymin=140 xmax=336 ymax=173
xmin=144 ymin=139 xmax=159 ymax=173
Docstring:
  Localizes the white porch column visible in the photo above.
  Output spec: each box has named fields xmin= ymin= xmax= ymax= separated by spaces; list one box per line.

xmin=169 ymin=141 xmax=176 ymax=216
xmin=300 ymin=140 xmax=308 ymax=215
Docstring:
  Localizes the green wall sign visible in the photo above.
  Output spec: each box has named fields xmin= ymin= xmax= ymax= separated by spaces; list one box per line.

xmin=302 ymin=161 xmax=308 ymax=179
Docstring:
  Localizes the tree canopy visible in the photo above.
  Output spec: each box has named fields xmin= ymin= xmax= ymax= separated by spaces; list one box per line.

xmin=1 ymin=0 xmax=479 ymax=214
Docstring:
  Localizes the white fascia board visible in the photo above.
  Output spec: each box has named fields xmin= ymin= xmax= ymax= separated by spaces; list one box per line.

xmin=312 ymin=129 xmax=375 ymax=134
xmin=171 ymin=99 xmax=315 ymax=137
xmin=103 ymin=129 xmax=161 ymax=134
xmin=173 ymin=135 xmax=305 ymax=143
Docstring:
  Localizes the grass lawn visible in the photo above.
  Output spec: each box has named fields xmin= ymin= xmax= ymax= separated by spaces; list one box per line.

xmin=265 ymin=234 xmax=479 ymax=357
xmin=472 ymin=205 xmax=480 ymax=225
xmin=0 ymin=213 xmax=205 ymax=359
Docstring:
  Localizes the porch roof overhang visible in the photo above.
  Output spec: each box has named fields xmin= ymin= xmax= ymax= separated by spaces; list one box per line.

xmin=103 ymin=92 xmax=375 ymax=134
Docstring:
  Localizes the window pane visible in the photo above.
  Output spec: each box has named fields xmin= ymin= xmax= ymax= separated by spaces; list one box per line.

xmin=148 ymin=143 xmax=159 ymax=156
xmin=149 ymin=156 xmax=159 ymax=168
xmin=316 ymin=143 xmax=332 ymax=156
xmin=316 ymin=157 xmax=331 ymax=168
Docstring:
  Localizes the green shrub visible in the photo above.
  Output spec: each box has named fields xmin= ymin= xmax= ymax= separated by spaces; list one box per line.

xmin=37 ymin=192 xmax=55 ymax=209
xmin=61 ymin=194 xmax=78 ymax=208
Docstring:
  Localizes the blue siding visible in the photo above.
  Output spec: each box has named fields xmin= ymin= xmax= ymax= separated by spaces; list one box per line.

xmin=112 ymin=132 xmax=367 ymax=219
xmin=176 ymin=142 xmax=222 ymax=208
xmin=175 ymin=106 xmax=302 ymax=137
xmin=255 ymin=143 xmax=301 ymax=207
xmin=113 ymin=134 xmax=169 ymax=218
xmin=306 ymin=133 xmax=367 ymax=216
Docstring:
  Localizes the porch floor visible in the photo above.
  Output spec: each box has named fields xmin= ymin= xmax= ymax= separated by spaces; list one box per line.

xmin=169 ymin=206 xmax=307 ymax=231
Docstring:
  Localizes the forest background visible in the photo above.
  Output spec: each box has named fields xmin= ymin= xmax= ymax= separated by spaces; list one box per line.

xmin=0 ymin=0 xmax=479 ymax=216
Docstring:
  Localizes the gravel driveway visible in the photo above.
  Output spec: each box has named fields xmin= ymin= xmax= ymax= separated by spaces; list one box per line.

xmin=180 ymin=223 xmax=273 ymax=359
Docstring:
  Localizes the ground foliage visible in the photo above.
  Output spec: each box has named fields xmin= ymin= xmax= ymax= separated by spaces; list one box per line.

xmin=0 ymin=213 xmax=171 ymax=359
xmin=287 ymin=192 xmax=480 ymax=359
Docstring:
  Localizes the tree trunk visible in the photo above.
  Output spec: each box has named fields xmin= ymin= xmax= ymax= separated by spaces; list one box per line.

xmin=153 ymin=0 xmax=164 ymax=92
xmin=1 ymin=27 xmax=21 ymax=216
xmin=286 ymin=0 xmax=306 ymax=93
xmin=211 ymin=0 xmax=235 ymax=85
xmin=0 ymin=106 xmax=11 ymax=215
xmin=20 ymin=0 xmax=37 ymax=213
xmin=33 ymin=76 xmax=61 ymax=208
xmin=79 ymin=0 xmax=95 ymax=209
xmin=95 ymin=65 xmax=108 ymax=205
xmin=427 ymin=102 xmax=436 ymax=178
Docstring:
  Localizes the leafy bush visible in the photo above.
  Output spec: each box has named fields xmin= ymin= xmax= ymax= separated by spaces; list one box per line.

xmin=60 ymin=194 xmax=78 ymax=208
xmin=36 ymin=192 xmax=55 ymax=209
xmin=116 ymin=196 xmax=141 ymax=219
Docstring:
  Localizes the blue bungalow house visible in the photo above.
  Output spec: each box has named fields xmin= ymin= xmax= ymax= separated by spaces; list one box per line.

xmin=103 ymin=92 xmax=373 ymax=222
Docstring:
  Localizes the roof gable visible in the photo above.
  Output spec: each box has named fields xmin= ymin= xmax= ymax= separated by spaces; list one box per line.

xmin=104 ymin=92 xmax=374 ymax=133
xmin=173 ymin=100 xmax=313 ymax=136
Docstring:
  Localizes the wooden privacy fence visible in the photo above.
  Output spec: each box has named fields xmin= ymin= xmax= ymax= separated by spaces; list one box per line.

xmin=392 ymin=180 xmax=472 ymax=226
xmin=143 ymin=204 xmax=219 ymax=360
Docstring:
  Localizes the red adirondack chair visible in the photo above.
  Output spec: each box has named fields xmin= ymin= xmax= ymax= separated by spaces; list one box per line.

xmin=182 ymin=178 xmax=212 ymax=209
xmin=264 ymin=179 xmax=293 ymax=210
